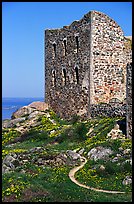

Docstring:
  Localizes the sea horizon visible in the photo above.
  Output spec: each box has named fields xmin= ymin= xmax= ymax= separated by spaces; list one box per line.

xmin=2 ymin=97 xmax=44 ymax=120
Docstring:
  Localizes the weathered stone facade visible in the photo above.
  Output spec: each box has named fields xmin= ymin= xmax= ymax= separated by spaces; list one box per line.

xmin=90 ymin=103 xmax=126 ymax=118
xmin=126 ymin=63 xmax=132 ymax=138
xmin=90 ymin=12 xmax=131 ymax=104
xmin=45 ymin=10 xmax=132 ymax=119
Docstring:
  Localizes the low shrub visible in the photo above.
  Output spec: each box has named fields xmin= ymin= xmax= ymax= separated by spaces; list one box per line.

xmin=73 ymin=122 xmax=87 ymax=141
xmin=69 ymin=114 xmax=80 ymax=125
xmin=56 ymin=122 xmax=87 ymax=143
xmin=104 ymin=161 xmax=121 ymax=175
xmin=27 ymin=129 xmax=48 ymax=142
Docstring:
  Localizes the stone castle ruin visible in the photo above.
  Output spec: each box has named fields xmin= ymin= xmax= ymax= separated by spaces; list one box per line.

xmin=44 ymin=11 xmax=132 ymax=136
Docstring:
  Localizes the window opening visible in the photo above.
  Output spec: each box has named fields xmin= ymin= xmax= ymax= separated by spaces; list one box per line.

xmin=53 ymin=43 xmax=56 ymax=57
xmin=63 ymin=39 xmax=67 ymax=56
xmin=52 ymin=70 xmax=56 ymax=87
xmin=75 ymin=36 xmax=79 ymax=53
xmin=62 ymin=68 xmax=66 ymax=85
xmin=75 ymin=66 xmax=79 ymax=84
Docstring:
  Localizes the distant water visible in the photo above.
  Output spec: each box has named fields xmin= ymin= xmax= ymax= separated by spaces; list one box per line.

xmin=2 ymin=97 xmax=44 ymax=120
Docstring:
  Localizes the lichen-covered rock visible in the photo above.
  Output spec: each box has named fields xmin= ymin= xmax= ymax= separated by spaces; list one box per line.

xmin=99 ymin=165 xmax=105 ymax=171
xmin=28 ymin=102 xmax=48 ymax=111
xmin=87 ymin=146 xmax=113 ymax=161
xmin=112 ymin=157 xmax=118 ymax=163
xmin=123 ymin=158 xmax=132 ymax=166
xmin=123 ymin=148 xmax=131 ymax=155
xmin=2 ymin=164 xmax=11 ymax=174
xmin=66 ymin=150 xmax=81 ymax=160
xmin=29 ymin=147 xmax=44 ymax=153
xmin=78 ymin=148 xmax=85 ymax=155
xmin=2 ymin=117 xmax=26 ymax=128
xmin=2 ymin=153 xmax=20 ymax=174
xmin=36 ymin=153 xmax=67 ymax=167
xmin=11 ymin=106 xmax=34 ymax=119
xmin=122 ymin=176 xmax=132 ymax=185
xmin=28 ymin=111 xmax=44 ymax=119
xmin=107 ymin=123 xmax=125 ymax=140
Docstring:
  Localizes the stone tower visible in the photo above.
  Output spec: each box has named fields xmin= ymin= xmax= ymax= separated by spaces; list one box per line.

xmin=45 ymin=10 xmax=132 ymax=119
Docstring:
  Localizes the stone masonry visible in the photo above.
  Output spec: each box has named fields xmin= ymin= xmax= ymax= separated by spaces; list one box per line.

xmin=126 ymin=63 xmax=132 ymax=138
xmin=44 ymin=11 xmax=132 ymax=120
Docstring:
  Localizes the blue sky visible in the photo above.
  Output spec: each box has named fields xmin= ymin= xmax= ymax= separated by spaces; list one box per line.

xmin=2 ymin=2 xmax=132 ymax=98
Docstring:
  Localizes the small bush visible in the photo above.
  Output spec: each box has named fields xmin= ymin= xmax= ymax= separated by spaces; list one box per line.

xmin=74 ymin=122 xmax=87 ymax=141
xmin=105 ymin=161 xmax=121 ymax=175
xmin=26 ymin=129 xmax=48 ymax=142
xmin=69 ymin=114 xmax=80 ymax=124
xmin=56 ymin=127 xmax=74 ymax=143
xmin=122 ymin=162 xmax=132 ymax=172
xmin=56 ymin=122 xmax=87 ymax=143
xmin=108 ymin=139 xmax=122 ymax=152
xmin=36 ymin=131 xmax=48 ymax=141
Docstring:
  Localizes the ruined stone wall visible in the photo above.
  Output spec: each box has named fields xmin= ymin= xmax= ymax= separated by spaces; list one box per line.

xmin=126 ymin=63 xmax=132 ymax=138
xmin=45 ymin=10 xmax=131 ymax=120
xmin=45 ymin=12 xmax=92 ymax=118
xmin=90 ymin=103 xmax=126 ymax=118
xmin=91 ymin=11 xmax=128 ymax=104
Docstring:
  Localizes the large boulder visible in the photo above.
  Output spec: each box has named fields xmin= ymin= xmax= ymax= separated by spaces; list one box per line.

xmin=107 ymin=124 xmax=125 ymax=140
xmin=11 ymin=106 xmax=34 ymax=119
xmin=2 ymin=117 xmax=26 ymax=128
xmin=78 ymin=148 xmax=85 ymax=155
xmin=66 ymin=150 xmax=81 ymax=160
xmin=2 ymin=153 xmax=20 ymax=174
xmin=87 ymin=146 xmax=113 ymax=161
xmin=122 ymin=176 xmax=132 ymax=185
xmin=28 ymin=102 xmax=48 ymax=111
xmin=2 ymin=164 xmax=11 ymax=174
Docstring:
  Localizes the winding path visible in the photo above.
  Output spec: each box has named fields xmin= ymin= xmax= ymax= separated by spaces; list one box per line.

xmin=69 ymin=156 xmax=125 ymax=194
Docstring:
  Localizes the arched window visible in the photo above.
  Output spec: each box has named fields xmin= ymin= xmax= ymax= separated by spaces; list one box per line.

xmin=53 ymin=43 xmax=56 ymax=57
xmin=75 ymin=36 xmax=79 ymax=53
xmin=75 ymin=66 xmax=79 ymax=84
xmin=62 ymin=68 xmax=66 ymax=86
xmin=63 ymin=39 xmax=67 ymax=56
xmin=52 ymin=70 xmax=56 ymax=87
xmin=109 ymin=98 xmax=121 ymax=103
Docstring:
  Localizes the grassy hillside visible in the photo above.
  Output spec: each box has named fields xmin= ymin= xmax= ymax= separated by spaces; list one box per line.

xmin=2 ymin=109 xmax=132 ymax=202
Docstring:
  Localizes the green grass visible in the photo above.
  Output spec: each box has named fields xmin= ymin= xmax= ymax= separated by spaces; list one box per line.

xmin=2 ymin=128 xmax=20 ymax=147
xmin=76 ymin=159 xmax=132 ymax=193
xmin=2 ymin=113 xmax=132 ymax=202
xmin=2 ymin=165 xmax=132 ymax=202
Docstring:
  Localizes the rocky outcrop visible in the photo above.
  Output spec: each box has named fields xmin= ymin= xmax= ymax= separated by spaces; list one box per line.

xmin=107 ymin=123 xmax=125 ymax=140
xmin=122 ymin=176 xmax=132 ymax=185
xmin=2 ymin=147 xmax=83 ymax=174
xmin=78 ymin=148 xmax=85 ymax=155
xmin=66 ymin=150 xmax=81 ymax=160
xmin=36 ymin=153 xmax=67 ymax=167
xmin=2 ymin=101 xmax=49 ymax=135
xmin=11 ymin=106 xmax=34 ymax=119
xmin=11 ymin=102 xmax=48 ymax=119
xmin=2 ymin=153 xmax=20 ymax=174
xmin=2 ymin=117 xmax=26 ymax=128
xmin=87 ymin=146 xmax=113 ymax=161
xmin=28 ymin=111 xmax=44 ymax=120
xmin=28 ymin=101 xmax=48 ymax=111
